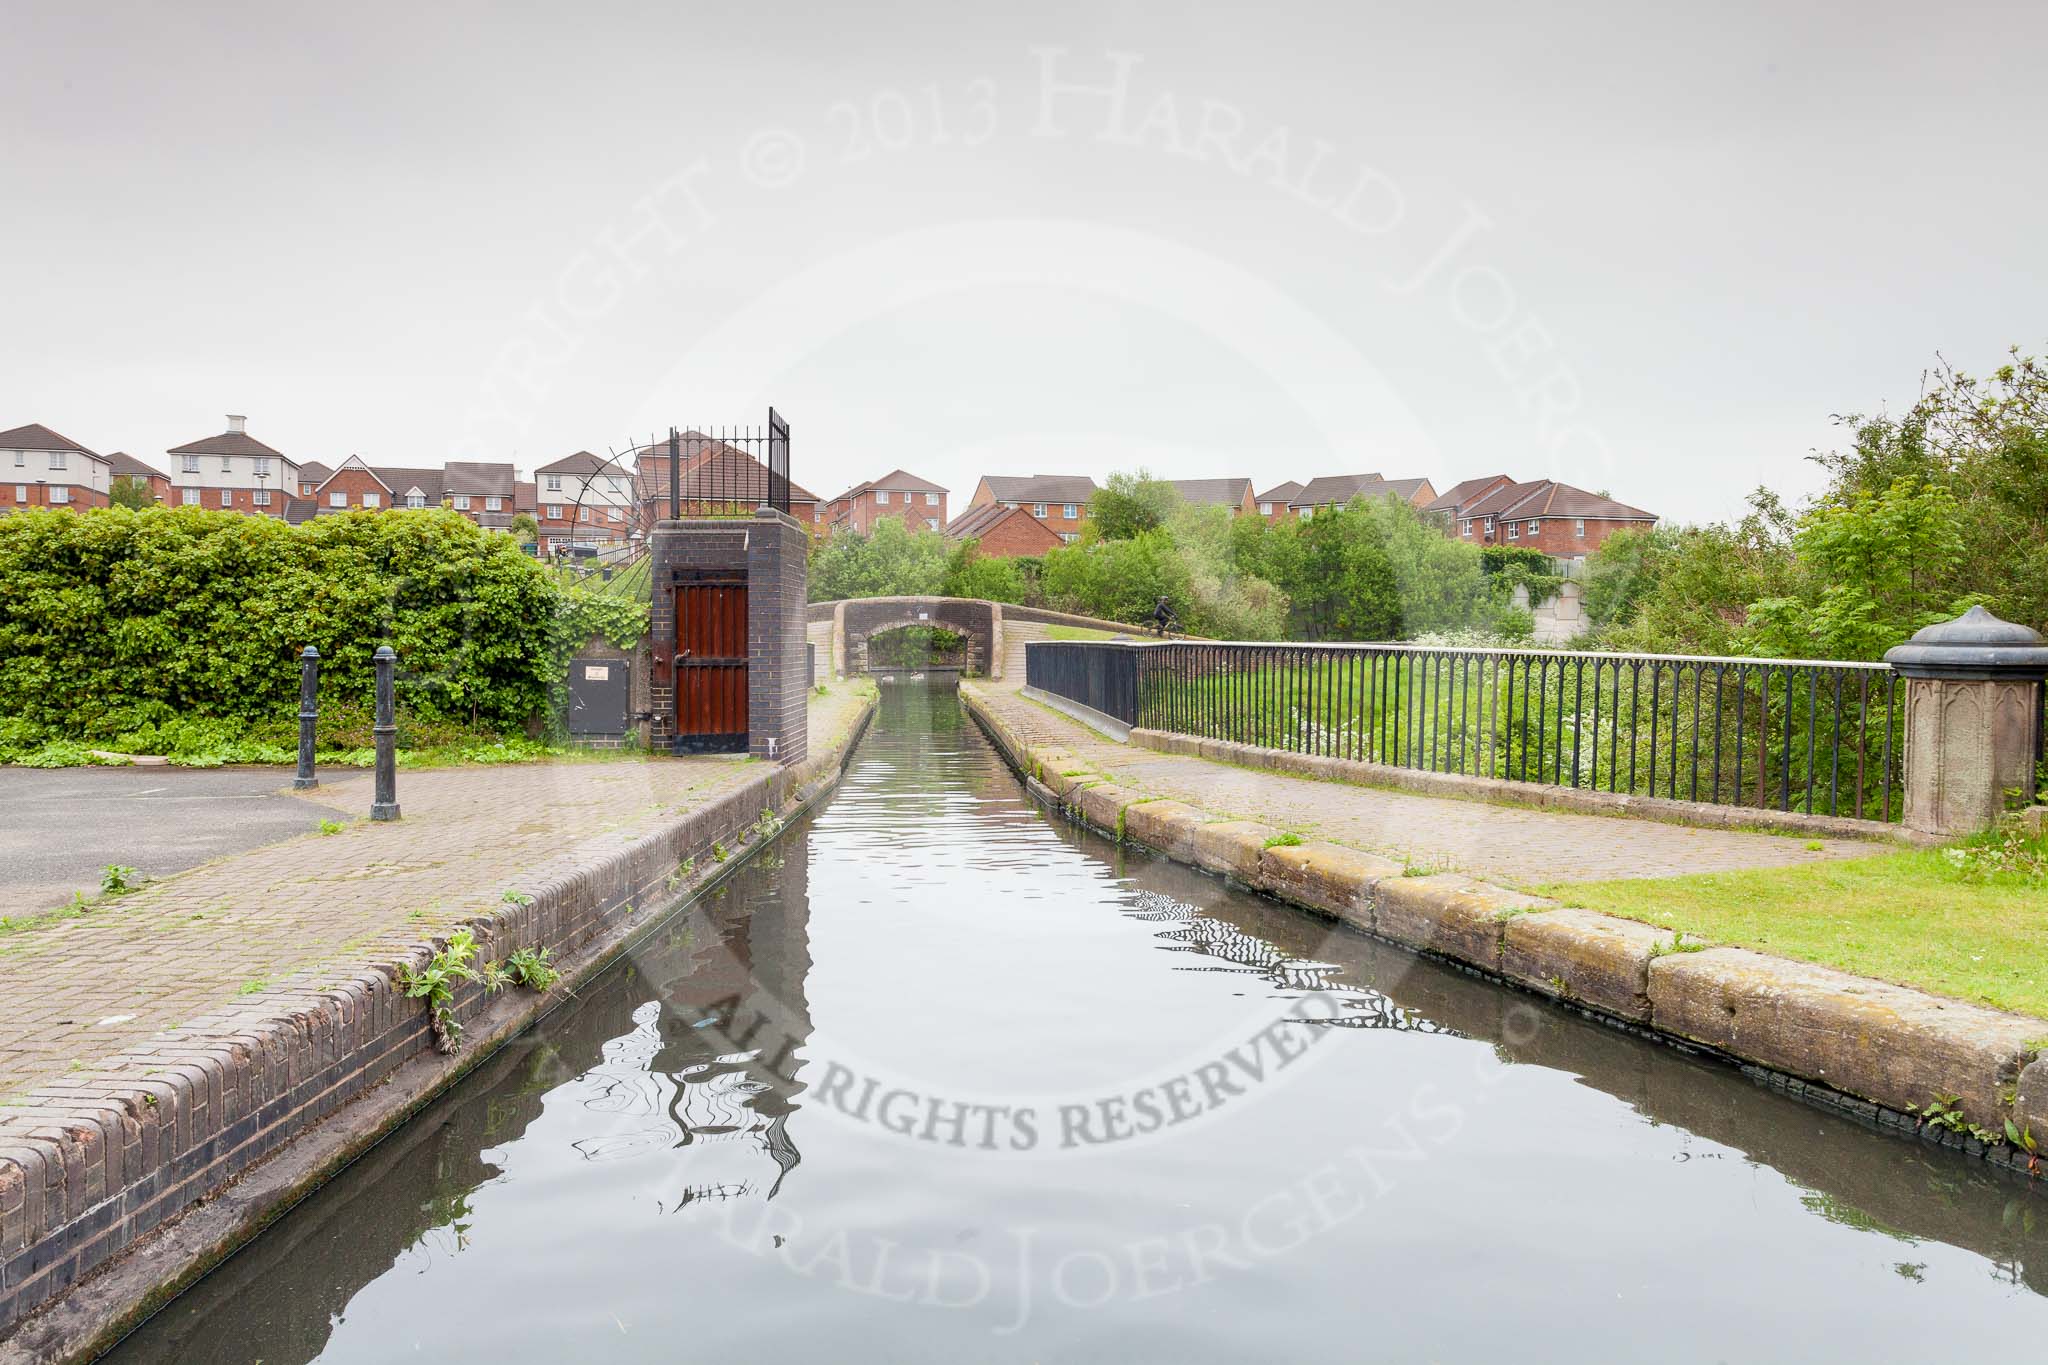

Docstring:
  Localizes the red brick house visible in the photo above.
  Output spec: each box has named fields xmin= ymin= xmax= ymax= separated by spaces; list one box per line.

xmin=1 ymin=423 xmax=115 ymax=513
xmin=105 ymin=451 xmax=171 ymax=505
xmin=967 ymin=473 xmax=1098 ymax=545
xmin=1169 ymin=477 xmax=1258 ymax=516
xmin=630 ymin=434 xmax=820 ymax=538
xmin=820 ymin=469 xmax=948 ymax=536
xmin=166 ymin=416 xmax=299 ymax=516
xmin=1450 ymin=478 xmax=1658 ymax=555
xmin=1254 ymin=480 xmax=1304 ymax=521
xmin=945 ymin=501 xmax=1065 ymax=558
xmin=1288 ymin=473 xmax=1438 ymax=518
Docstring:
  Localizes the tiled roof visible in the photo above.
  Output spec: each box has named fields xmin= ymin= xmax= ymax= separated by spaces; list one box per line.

xmin=838 ymin=468 xmax=947 ymax=499
xmin=947 ymin=501 xmax=1059 ymax=544
xmin=443 ymin=460 xmax=518 ymax=498
xmin=104 ymin=451 xmax=162 ymax=479
xmin=1424 ymin=475 xmax=1513 ymax=515
xmin=1291 ymin=474 xmax=1431 ymax=508
xmin=167 ymin=428 xmax=288 ymax=461
xmin=1168 ymin=477 xmax=1253 ymax=508
xmin=0 ymin=423 xmax=101 ymax=457
xmin=1288 ymin=473 xmax=1387 ymax=505
xmin=1489 ymin=480 xmax=1657 ymax=522
xmin=535 ymin=449 xmax=617 ymax=476
xmin=1460 ymin=479 xmax=1549 ymax=520
xmin=514 ymin=480 xmax=538 ymax=513
xmin=1254 ymin=480 xmax=1304 ymax=505
xmin=371 ymin=465 xmax=444 ymax=502
xmin=295 ymin=460 xmax=334 ymax=485
xmin=977 ymin=473 xmax=1099 ymax=505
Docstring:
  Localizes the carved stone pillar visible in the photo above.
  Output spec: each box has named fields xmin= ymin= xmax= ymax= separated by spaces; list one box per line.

xmin=1884 ymin=607 xmax=2048 ymax=836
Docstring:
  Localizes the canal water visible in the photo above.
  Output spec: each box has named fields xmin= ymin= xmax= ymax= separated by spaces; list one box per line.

xmin=111 ymin=686 xmax=2048 ymax=1362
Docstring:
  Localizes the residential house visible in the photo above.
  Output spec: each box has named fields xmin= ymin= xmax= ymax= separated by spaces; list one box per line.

xmin=1288 ymin=473 xmax=1437 ymax=519
xmin=1168 ymin=478 xmax=1257 ymax=516
xmin=945 ymin=501 xmax=1064 ymax=558
xmin=437 ymin=461 xmax=520 ymax=528
xmin=166 ymin=415 xmax=299 ymax=516
xmin=0 ymin=423 xmax=113 ymax=512
xmin=1422 ymin=475 xmax=1516 ymax=529
xmin=630 ymin=433 xmax=821 ymax=535
xmin=105 ymin=451 xmax=171 ymax=505
xmin=821 ymin=470 xmax=948 ymax=536
xmin=966 ymin=473 xmax=1098 ymax=544
xmin=1253 ymin=480 xmax=1305 ymax=521
xmin=1452 ymin=479 xmax=1658 ymax=556
xmin=294 ymin=461 xmax=333 ymax=497
xmin=536 ymin=451 xmax=640 ymax=554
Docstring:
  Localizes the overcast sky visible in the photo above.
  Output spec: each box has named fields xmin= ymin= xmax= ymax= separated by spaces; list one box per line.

xmin=7 ymin=1 xmax=2043 ymax=521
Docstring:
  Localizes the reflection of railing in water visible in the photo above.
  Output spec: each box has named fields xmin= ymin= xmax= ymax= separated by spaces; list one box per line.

xmin=1126 ymin=891 xmax=1462 ymax=1037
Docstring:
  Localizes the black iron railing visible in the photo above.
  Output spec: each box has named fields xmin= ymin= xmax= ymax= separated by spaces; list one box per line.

xmin=1026 ymin=641 xmax=1140 ymax=727
xmin=639 ymin=409 xmax=794 ymax=522
xmin=1029 ymin=640 xmax=1910 ymax=822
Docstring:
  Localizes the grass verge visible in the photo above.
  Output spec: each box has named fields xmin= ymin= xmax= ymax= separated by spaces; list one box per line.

xmin=1543 ymin=827 xmax=2048 ymax=1020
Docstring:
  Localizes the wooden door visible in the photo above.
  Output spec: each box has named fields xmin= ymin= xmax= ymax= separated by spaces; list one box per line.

xmin=673 ymin=579 xmax=748 ymax=752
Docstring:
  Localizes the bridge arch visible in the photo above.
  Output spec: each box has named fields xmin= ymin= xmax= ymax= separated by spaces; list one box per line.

xmin=807 ymin=598 xmax=1173 ymax=680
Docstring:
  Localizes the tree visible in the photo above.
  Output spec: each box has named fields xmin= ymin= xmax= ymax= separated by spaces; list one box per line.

xmin=109 ymin=476 xmax=155 ymax=510
xmin=1088 ymin=471 xmax=1180 ymax=541
xmin=1581 ymin=525 xmax=1678 ymax=632
xmin=940 ymin=542 xmax=1028 ymax=603
xmin=807 ymin=517 xmax=949 ymax=600
xmin=509 ymin=511 xmax=539 ymax=543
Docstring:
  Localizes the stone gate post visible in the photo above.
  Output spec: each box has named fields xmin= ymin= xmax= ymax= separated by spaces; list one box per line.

xmin=1884 ymin=606 xmax=2048 ymax=836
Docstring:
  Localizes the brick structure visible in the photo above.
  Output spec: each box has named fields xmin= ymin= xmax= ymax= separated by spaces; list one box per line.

xmin=1253 ymin=480 xmax=1303 ymax=521
xmin=1446 ymin=478 xmax=1658 ymax=556
xmin=1289 ymin=473 xmax=1438 ymax=518
xmin=0 ymin=423 xmax=114 ymax=513
xmin=647 ymin=510 xmax=809 ymax=764
xmin=818 ymin=469 xmax=948 ymax=536
xmin=632 ymin=433 xmax=821 ymax=538
xmin=104 ymin=451 xmax=170 ymax=505
xmin=966 ymin=473 xmax=1097 ymax=545
xmin=166 ymin=416 xmax=299 ymax=516
xmin=838 ymin=596 xmax=998 ymax=675
xmin=945 ymin=501 xmax=1064 ymax=558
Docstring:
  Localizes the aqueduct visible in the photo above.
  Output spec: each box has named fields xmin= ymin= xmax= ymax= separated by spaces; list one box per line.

xmin=805 ymin=597 xmax=1162 ymax=680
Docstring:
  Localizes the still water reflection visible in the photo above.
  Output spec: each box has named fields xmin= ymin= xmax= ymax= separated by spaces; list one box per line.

xmin=112 ymin=685 xmax=2048 ymax=1362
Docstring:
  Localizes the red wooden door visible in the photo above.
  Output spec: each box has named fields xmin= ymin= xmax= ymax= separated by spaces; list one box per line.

xmin=673 ymin=580 xmax=748 ymax=752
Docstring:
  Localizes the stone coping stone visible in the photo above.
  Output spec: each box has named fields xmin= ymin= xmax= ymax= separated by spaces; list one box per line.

xmin=1648 ymin=948 xmax=2042 ymax=1125
xmin=959 ymin=682 xmax=2048 ymax=1170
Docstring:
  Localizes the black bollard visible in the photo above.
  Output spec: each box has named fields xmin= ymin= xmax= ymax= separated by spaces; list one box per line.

xmin=371 ymin=645 xmax=401 ymax=821
xmin=293 ymin=645 xmax=320 ymax=790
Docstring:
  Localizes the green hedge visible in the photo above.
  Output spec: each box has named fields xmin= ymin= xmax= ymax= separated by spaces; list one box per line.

xmin=0 ymin=506 xmax=646 ymax=744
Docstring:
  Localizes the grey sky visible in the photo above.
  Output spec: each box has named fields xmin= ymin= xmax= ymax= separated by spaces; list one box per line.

xmin=7 ymin=0 xmax=2043 ymax=521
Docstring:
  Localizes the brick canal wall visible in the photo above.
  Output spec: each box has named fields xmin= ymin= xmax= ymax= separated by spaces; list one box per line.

xmin=959 ymin=683 xmax=2048 ymax=1179
xmin=0 ymin=696 xmax=876 ymax=1362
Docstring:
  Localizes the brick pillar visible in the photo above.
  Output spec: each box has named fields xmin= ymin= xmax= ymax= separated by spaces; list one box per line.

xmin=1884 ymin=607 xmax=2048 ymax=836
xmin=747 ymin=507 xmax=810 ymax=764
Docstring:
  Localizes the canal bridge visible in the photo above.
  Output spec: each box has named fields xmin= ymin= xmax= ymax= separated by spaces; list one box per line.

xmin=805 ymin=596 xmax=1178 ymax=679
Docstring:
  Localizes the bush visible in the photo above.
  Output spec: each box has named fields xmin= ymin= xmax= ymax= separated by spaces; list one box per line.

xmin=0 ymin=506 xmax=645 ymax=747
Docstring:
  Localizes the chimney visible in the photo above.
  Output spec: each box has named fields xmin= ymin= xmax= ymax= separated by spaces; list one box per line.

xmin=226 ymin=414 xmax=247 ymax=434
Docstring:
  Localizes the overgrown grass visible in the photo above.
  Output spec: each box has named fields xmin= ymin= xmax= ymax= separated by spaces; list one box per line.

xmin=0 ymin=710 xmax=641 ymax=770
xmin=1543 ymin=826 xmax=2048 ymax=1020
xmin=1044 ymin=624 xmax=1121 ymax=641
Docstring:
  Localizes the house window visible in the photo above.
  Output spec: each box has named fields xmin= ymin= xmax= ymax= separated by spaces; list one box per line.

xmin=486 ymin=496 xmax=502 ymax=512
xmin=253 ymin=457 xmax=271 ymax=477
xmin=221 ymin=456 xmax=233 ymax=473
xmin=1461 ymin=519 xmax=1473 ymax=535
xmin=1527 ymin=520 xmax=1540 ymax=536
xmin=1061 ymin=532 xmax=1079 ymax=544
xmin=299 ymin=482 xmax=313 ymax=495
xmin=182 ymin=455 xmax=201 ymax=473
xmin=876 ymin=490 xmax=890 ymax=505
xmin=544 ymin=475 xmax=562 ymax=492
xmin=453 ymin=494 xmax=471 ymax=510
xmin=407 ymin=493 xmax=426 ymax=509
xmin=362 ymin=492 xmax=381 ymax=508
xmin=1033 ymin=502 xmax=1047 ymax=517
xmin=181 ymin=488 xmax=199 ymax=505
xmin=12 ymin=484 xmax=26 ymax=501
xmin=49 ymin=486 xmax=70 ymax=504
xmin=1507 ymin=523 xmax=1519 ymax=541
xmin=579 ymin=507 xmax=591 ymax=522
xmin=1001 ymin=501 xmax=1018 ymax=509
xmin=925 ymin=492 xmax=938 ymax=506
xmin=1258 ymin=502 xmax=1272 ymax=515
xmin=1299 ymin=506 xmax=1314 ymax=520
xmin=1483 ymin=517 xmax=1493 ymax=533
xmin=48 ymin=452 xmax=67 ymax=471
xmin=329 ymin=491 xmax=348 ymax=508
xmin=1575 ymin=518 xmax=1586 ymax=538
xmin=10 ymin=452 xmax=22 ymax=467
xmin=814 ymin=511 xmax=822 ymax=522
xmin=1063 ymin=503 xmax=1078 ymax=519
xmin=927 ymin=518 xmax=939 ymax=530
xmin=253 ymin=489 xmax=271 ymax=507
xmin=220 ymin=489 xmax=234 ymax=508
xmin=547 ymin=505 xmax=564 ymax=520
xmin=605 ymin=476 xmax=622 ymax=492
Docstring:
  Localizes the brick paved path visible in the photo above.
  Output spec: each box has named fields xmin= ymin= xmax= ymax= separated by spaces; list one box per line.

xmin=0 ymin=690 xmax=866 ymax=1100
xmin=969 ymin=685 xmax=1885 ymax=887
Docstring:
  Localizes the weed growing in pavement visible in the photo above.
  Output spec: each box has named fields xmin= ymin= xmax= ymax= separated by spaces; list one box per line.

xmin=504 ymin=946 xmax=560 ymax=992
xmin=397 ymin=928 xmax=482 ymax=1053
xmin=501 ymin=889 xmax=535 ymax=907
xmin=318 ymin=820 xmax=346 ymax=836
xmin=238 ymin=978 xmax=268 ymax=995
xmin=712 ymin=841 xmax=729 ymax=863
xmin=1647 ymin=931 xmax=1709 ymax=959
xmin=1263 ymin=832 xmax=1303 ymax=849
xmin=101 ymin=864 xmax=139 ymax=894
